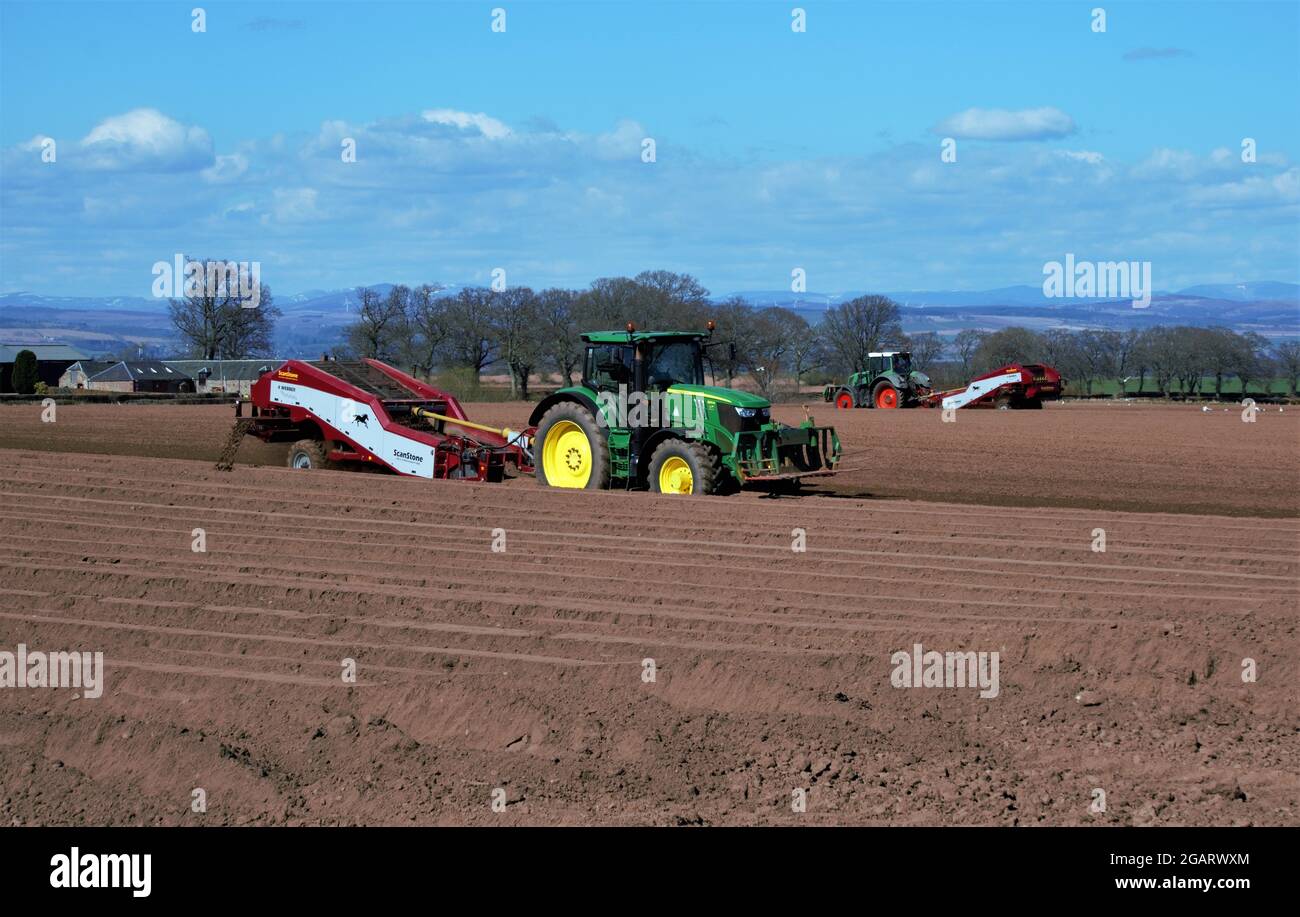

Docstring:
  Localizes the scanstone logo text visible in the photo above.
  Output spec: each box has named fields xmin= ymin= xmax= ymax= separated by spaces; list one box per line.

xmin=0 ymin=644 xmax=104 ymax=699
xmin=891 ymin=643 xmax=1000 ymax=698
xmin=50 ymin=849 xmax=151 ymax=898
xmin=595 ymin=386 xmax=706 ymax=437
xmin=151 ymin=254 xmax=262 ymax=308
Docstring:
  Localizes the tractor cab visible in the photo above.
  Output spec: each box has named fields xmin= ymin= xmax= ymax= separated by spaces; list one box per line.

xmin=582 ymin=331 xmax=707 ymax=394
xmin=867 ymin=351 xmax=911 ymax=377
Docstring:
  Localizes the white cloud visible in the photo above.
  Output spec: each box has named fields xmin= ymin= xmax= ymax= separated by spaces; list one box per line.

xmin=267 ymin=187 xmax=320 ymax=223
xmin=202 ymin=153 xmax=249 ymax=184
xmin=421 ymin=108 xmax=512 ymax=140
xmin=3 ymin=107 xmax=1296 ymax=294
xmin=79 ymin=108 xmax=213 ymax=170
xmin=933 ymin=107 xmax=1076 ymax=141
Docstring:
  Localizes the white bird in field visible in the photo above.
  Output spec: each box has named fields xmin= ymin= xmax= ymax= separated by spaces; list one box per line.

xmin=1201 ymin=405 xmax=1212 ymax=413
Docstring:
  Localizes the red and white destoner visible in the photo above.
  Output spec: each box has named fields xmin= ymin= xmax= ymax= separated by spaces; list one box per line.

xmin=227 ymin=359 xmax=534 ymax=480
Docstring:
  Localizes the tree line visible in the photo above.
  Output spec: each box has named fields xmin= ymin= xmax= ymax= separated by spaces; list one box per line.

xmin=944 ymin=325 xmax=1300 ymax=398
xmin=164 ymin=264 xmax=1298 ymax=399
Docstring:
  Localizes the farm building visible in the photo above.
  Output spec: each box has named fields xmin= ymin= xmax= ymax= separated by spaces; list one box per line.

xmin=162 ymin=359 xmax=278 ymax=397
xmin=83 ymin=361 xmax=193 ymax=394
xmin=0 ymin=342 xmax=90 ymax=393
xmin=58 ymin=360 xmax=116 ymax=389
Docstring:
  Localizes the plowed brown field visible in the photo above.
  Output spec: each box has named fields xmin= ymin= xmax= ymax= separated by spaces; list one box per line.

xmin=0 ymin=401 xmax=1297 ymax=825
xmin=3 ymin=399 xmax=1297 ymax=515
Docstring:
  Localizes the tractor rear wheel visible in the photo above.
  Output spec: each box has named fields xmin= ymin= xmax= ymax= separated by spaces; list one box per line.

xmin=287 ymin=439 xmax=330 ymax=471
xmin=535 ymin=401 xmax=611 ymax=490
xmin=873 ymin=381 xmax=901 ymax=409
xmin=834 ymin=390 xmax=854 ymax=409
xmin=648 ymin=439 xmax=719 ymax=496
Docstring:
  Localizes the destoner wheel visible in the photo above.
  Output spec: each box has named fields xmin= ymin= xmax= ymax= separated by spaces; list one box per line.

xmin=286 ymin=439 xmax=329 ymax=470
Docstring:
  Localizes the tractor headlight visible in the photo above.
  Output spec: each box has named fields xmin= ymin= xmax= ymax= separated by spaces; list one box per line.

xmin=735 ymin=407 xmax=759 ymax=418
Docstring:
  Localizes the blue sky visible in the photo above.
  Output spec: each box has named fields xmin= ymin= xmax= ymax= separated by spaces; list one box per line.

xmin=1 ymin=0 xmax=1297 ymax=298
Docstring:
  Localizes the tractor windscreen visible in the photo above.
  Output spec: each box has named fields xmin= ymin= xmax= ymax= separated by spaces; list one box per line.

xmin=894 ymin=354 xmax=912 ymax=375
xmin=643 ymin=341 xmax=704 ymax=389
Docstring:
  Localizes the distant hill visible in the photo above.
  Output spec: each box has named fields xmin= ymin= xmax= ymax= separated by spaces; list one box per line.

xmin=0 ymin=281 xmax=1295 ymax=358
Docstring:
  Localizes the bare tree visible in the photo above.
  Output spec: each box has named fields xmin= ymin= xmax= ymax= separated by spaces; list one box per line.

xmin=575 ymin=276 xmax=642 ymax=329
xmin=953 ymin=329 xmax=986 ymax=378
xmin=1110 ymin=328 xmax=1142 ymax=396
xmin=741 ymin=306 xmax=808 ymax=397
xmin=972 ymin=327 xmax=1043 ymax=372
xmin=631 ymin=270 xmax=711 ymax=329
xmin=905 ymin=331 xmax=945 ymax=375
xmin=443 ymin=287 xmax=497 ymax=379
xmin=1072 ymin=329 xmax=1116 ymax=396
xmin=404 ymin=284 xmax=449 ymax=375
xmin=345 ymin=285 xmax=409 ymax=362
xmin=819 ymin=295 xmax=903 ymax=374
xmin=709 ymin=297 xmax=753 ymax=387
xmin=787 ymin=313 xmax=823 ymax=386
xmin=168 ymin=257 xmax=278 ymax=359
xmin=537 ymin=288 xmax=581 ymax=386
xmin=1273 ymin=341 xmax=1300 ymax=397
xmin=1232 ymin=331 xmax=1269 ymax=397
xmin=1141 ymin=326 xmax=1183 ymax=397
xmin=492 ymin=287 xmax=542 ymax=399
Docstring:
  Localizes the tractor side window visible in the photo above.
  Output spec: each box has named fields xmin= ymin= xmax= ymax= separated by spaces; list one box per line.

xmin=894 ymin=354 xmax=911 ymax=375
xmin=642 ymin=341 xmax=703 ymax=390
xmin=586 ymin=345 xmax=633 ymax=391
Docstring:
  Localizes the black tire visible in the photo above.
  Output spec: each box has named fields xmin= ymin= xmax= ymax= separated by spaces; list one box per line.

xmin=647 ymin=439 xmax=720 ymax=496
xmin=1025 ymin=398 xmax=1043 ymax=410
xmin=287 ymin=438 xmax=329 ymax=470
xmin=535 ymin=400 xmax=611 ymax=490
xmin=994 ymin=396 xmax=1012 ymax=411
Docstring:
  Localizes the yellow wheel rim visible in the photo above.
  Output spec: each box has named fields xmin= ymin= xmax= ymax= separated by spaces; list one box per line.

xmin=543 ymin=420 xmax=592 ymax=488
xmin=658 ymin=456 xmax=694 ymax=494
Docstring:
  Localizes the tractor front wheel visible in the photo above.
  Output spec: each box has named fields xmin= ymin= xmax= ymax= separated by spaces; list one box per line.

xmin=873 ymin=382 xmax=901 ymax=409
xmin=535 ymin=401 xmax=611 ymax=490
xmin=287 ymin=439 xmax=330 ymax=471
xmin=834 ymin=390 xmax=854 ymax=409
xmin=648 ymin=440 xmax=719 ymax=496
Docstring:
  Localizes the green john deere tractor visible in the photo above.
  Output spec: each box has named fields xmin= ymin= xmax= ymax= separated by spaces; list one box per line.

xmin=528 ymin=325 xmax=840 ymax=495
xmin=823 ymin=350 xmax=933 ymax=409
